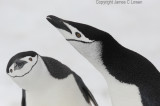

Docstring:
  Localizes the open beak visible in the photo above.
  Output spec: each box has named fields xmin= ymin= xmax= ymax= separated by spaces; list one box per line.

xmin=46 ymin=15 xmax=72 ymax=34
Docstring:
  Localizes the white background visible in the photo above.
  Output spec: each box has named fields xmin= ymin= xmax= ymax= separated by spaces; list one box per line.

xmin=0 ymin=0 xmax=160 ymax=106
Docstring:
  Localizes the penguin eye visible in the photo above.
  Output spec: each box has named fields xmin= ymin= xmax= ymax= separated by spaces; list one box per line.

xmin=10 ymin=69 xmax=13 ymax=73
xmin=75 ymin=32 xmax=81 ymax=38
xmin=29 ymin=57 xmax=32 ymax=61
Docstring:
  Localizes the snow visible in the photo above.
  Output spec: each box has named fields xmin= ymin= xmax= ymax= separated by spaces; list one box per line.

xmin=0 ymin=0 xmax=160 ymax=106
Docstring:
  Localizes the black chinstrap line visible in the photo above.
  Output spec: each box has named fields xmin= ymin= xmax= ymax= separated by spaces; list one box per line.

xmin=67 ymin=39 xmax=95 ymax=43
xmin=9 ymin=56 xmax=39 ymax=78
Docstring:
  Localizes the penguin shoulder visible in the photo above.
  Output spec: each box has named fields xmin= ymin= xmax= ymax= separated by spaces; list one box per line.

xmin=41 ymin=56 xmax=72 ymax=79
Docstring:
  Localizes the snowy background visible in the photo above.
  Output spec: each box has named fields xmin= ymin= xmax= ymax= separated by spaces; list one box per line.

xmin=0 ymin=0 xmax=160 ymax=106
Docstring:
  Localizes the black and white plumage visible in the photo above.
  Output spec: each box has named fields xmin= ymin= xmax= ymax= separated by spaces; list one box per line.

xmin=47 ymin=15 xmax=160 ymax=106
xmin=6 ymin=51 xmax=98 ymax=106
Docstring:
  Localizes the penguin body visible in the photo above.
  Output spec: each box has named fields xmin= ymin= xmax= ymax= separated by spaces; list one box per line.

xmin=6 ymin=51 xmax=98 ymax=106
xmin=47 ymin=15 xmax=160 ymax=106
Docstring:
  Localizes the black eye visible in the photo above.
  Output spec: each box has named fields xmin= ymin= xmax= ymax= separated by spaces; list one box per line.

xmin=10 ymin=69 xmax=13 ymax=73
xmin=29 ymin=58 xmax=32 ymax=61
xmin=75 ymin=32 xmax=81 ymax=38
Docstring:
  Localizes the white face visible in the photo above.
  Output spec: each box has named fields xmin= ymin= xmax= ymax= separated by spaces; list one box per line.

xmin=58 ymin=22 xmax=95 ymax=43
xmin=7 ymin=55 xmax=42 ymax=90
xmin=56 ymin=22 xmax=102 ymax=63
xmin=8 ymin=55 xmax=38 ymax=78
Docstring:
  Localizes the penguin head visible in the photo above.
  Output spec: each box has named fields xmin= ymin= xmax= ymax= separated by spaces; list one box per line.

xmin=46 ymin=15 xmax=107 ymax=62
xmin=6 ymin=51 xmax=44 ymax=90
xmin=46 ymin=15 xmax=109 ymax=43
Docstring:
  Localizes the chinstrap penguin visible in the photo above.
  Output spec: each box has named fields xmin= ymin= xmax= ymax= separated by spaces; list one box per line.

xmin=47 ymin=15 xmax=160 ymax=106
xmin=6 ymin=51 xmax=98 ymax=106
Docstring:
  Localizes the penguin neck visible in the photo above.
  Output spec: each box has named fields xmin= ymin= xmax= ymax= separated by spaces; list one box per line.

xmin=70 ymin=36 xmax=143 ymax=106
xmin=17 ymin=57 xmax=58 ymax=91
xmin=93 ymin=39 xmax=143 ymax=106
xmin=27 ymin=58 xmax=54 ymax=91
xmin=69 ymin=41 xmax=104 ymax=73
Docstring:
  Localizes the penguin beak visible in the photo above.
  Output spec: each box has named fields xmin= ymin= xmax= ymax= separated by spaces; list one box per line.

xmin=14 ymin=60 xmax=27 ymax=71
xmin=46 ymin=15 xmax=72 ymax=34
